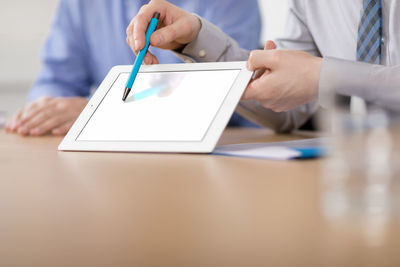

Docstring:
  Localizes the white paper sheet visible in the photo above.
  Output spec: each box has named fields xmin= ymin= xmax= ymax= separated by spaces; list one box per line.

xmin=78 ymin=70 xmax=241 ymax=142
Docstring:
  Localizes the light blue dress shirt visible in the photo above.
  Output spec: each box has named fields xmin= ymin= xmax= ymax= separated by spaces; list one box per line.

xmin=28 ymin=0 xmax=261 ymax=126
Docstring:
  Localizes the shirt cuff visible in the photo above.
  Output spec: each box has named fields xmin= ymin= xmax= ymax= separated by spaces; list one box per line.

xmin=179 ymin=16 xmax=231 ymax=63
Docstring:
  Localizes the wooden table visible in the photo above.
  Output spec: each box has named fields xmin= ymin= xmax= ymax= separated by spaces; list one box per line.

xmin=0 ymin=128 xmax=399 ymax=267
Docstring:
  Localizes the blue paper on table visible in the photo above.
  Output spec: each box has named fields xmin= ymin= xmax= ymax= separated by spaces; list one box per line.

xmin=212 ymin=138 xmax=327 ymax=160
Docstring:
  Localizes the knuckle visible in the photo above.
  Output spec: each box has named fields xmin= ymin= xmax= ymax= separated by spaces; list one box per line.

xmin=132 ymin=15 xmax=143 ymax=29
xmin=248 ymin=51 xmax=257 ymax=62
xmin=139 ymin=4 xmax=148 ymax=12
xmin=137 ymin=5 xmax=149 ymax=17
xmin=131 ymin=17 xmax=139 ymax=28
xmin=248 ymin=50 xmax=262 ymax=67
xmin=181 ymin=21 xmax=192 ymax=34
xmin=56 ymin=101 xmax=67 ymax=110
xmin=27 ymin=103 xmax=38 ymax=111
xmin=39 ymin=96 xmax=51 ymax=103
xmin=135 ymin=14 xmax=144 ymax=21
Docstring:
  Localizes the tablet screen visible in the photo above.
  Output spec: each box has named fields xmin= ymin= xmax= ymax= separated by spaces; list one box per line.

xmin=77 ymin=69 xmax=241 ymax=142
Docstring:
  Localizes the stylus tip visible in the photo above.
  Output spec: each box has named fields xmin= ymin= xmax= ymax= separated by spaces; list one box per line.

xmin=122 ymin=87 xmax=131 ymax=101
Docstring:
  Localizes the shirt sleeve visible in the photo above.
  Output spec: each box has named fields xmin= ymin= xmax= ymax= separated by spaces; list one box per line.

xmin=28 ymin=0 xmax=92 ymax=101
xmin=319 ymin=57 xmax=400 ymax=112
xmin=178 ymin=17 xmax=250 ymax=63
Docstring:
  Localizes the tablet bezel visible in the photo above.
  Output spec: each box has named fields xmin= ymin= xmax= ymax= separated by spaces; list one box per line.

xmin=58 ymin=62 xmax=253 ymax=153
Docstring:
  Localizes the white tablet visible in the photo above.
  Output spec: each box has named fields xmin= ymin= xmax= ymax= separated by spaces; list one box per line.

xmin=59 ymin=62 xmax=253 ymax=153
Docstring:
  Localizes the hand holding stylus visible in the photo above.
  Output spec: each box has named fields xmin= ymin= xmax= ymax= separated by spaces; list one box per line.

xmin=126 ymin=0 xmax=202 ymax=65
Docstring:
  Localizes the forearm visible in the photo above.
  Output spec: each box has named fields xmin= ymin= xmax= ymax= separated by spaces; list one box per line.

xmin=28 ymin=83 xmax=90 ymax=102
xmin=237 ymin=100 xmax=317 ymax=133
xmin=319 ymin=57 xmax=400 ymax=112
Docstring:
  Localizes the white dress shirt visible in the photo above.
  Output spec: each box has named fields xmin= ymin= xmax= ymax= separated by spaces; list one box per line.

xmin=178 ymin=0 xmax=400 ymax=132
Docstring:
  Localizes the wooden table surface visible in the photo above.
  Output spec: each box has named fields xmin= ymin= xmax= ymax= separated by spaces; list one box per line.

xmin=0 ymin=128 xmax=399 ymax=267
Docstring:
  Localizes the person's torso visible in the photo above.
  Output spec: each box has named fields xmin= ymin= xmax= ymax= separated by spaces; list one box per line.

xmin=303 ymin=0 xmax=400 ymax=66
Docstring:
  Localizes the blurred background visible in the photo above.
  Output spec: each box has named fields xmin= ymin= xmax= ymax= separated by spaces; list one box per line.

xmin=0 ymin=0 xmax=288 ymax=116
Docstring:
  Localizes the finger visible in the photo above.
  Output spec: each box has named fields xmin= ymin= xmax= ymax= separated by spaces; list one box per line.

xmin=247 ymin=50 xmax=279 ymax=71
xmin=243 ymin=72 xmax=272 ymax=100
xmin=21 ymin=110 xmax=54 ymax=133
xmin=126 ymin=21 xmax=133 ymax=40
xmin=11 ymin=108 xmax=28 ymax=131
xmin=132 ymin=5 xmax=158 ymax=52
xmin=264 ymin=40 xmax=277 ymax=50
xmin=29 ymin=117 xmax=66 ymax=136
xmin=150 ymin=18 xmax=191 ymax=48
xmin=143 ymin=50 xmax=159 ymax=65
xmin=17 ymin=125 xmax=30 ymax=136
xmin=126 ymin=23 xmax=136 ymax=53
xmin=16 ymin=99 xmax=55 ymax=135
xmin=17 ymin=107 xmax=55 ymax=135
xmin=151 ymin=54 xmax=159 ymax=65
xmin=19 ymin=98 xmax=54 ymax=126
xmin=247 ymin=41 xmax=276 ymax=84
xmin=51 ymin=120 xmax=74 ymax=136
xmin=6 ymin=110 xmax=23 ymax=131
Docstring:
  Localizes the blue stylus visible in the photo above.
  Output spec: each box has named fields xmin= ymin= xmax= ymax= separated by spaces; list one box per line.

xmin=123 ymin=12 xmax=160 ymax=101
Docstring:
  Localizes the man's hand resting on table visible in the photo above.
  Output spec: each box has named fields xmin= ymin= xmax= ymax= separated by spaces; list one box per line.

xmin=5 ymin=97 xmax=88 ymax=136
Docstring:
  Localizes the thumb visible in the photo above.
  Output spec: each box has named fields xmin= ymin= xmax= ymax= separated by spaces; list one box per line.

xmin=264 ymin=40 xmax=277 ymax=50
xmin=247 ymin=50 xmax=279 ymax=71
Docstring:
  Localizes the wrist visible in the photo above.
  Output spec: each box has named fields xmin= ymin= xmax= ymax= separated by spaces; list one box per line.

xmin=186 ymin=14 xmax=202 ymax=47
xmin=192 ymin=15 xmax=202 ymax=40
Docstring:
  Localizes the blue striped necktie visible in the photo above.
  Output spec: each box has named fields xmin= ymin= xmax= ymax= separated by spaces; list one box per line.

xmin=357 ymin=0 xmax=383 ymax=64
